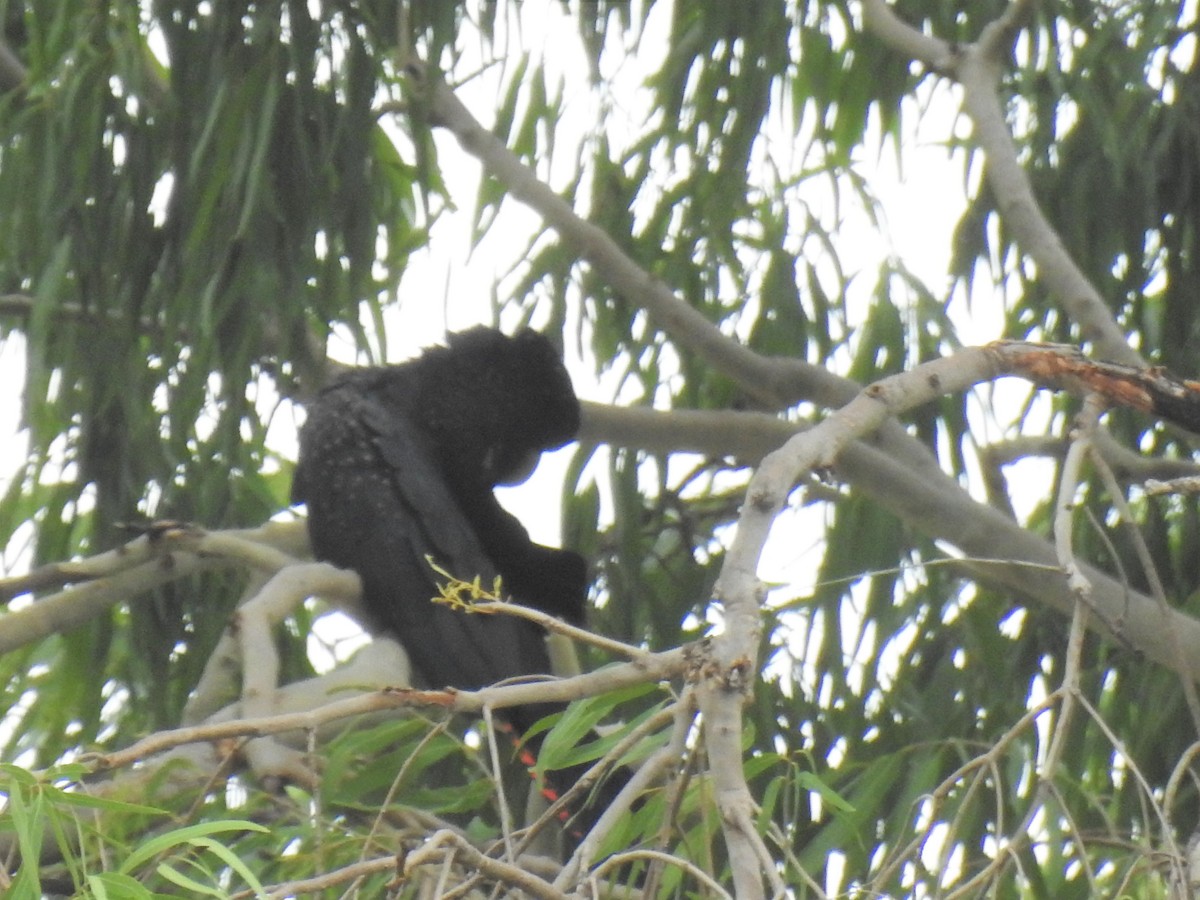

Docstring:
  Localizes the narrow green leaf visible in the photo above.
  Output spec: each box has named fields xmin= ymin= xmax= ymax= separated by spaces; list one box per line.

xmin=186 ymin=836 xmax=269 ymax=898
xmin=118 ymin=820 xmax=268 ymax=874
xmin=153 ymin=864 xmax=225 ymax=897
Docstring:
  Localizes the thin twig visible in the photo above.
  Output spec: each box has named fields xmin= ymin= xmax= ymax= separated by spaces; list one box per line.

xmin=404 ymin=830 xmax=566 ymax=900
xmin=1090 ymin=447 xmax=1200 ymax=735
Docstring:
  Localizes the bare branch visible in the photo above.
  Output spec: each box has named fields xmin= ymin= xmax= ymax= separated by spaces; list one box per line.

xmin=0 ymin=555 xmax=217 ymax=653
xmin=1052 ymin=397 xmax=1103 ymax=609
xmin=233 ymin=561 xmax=365 ymax=785
xmin=697 ymin=682 xmax=777 ymax=900
xmin=0 ymin=521 xmax=309 ymax=652
xmin=90 ymin=646 xmax=689 ymax=773
xmin=860 ymin=0 xmax=955 ymax=69
xmin=242 ymin=856 xmax=398 ymax=900
xmin=409 ymin=64 xmax=851 ymax=412
xmin=588 ymin=349 xmax=1200 ymax=683
xmin=981 ymin=430 xmax=1200 ymax=483
xmin=404 ymin=829 xmax=566 ymax=899
xmin=0 ymin=520 xmax=309 ymax=602
xmin=591 ymin=849 xmax=734 ymax=899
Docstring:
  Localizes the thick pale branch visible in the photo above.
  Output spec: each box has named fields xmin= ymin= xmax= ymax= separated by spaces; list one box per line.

xmin=586 ymin=346 xmax=1200 ymax=682
xmin=92 ymin=646 xmax=689 ymax=772
xmin=412 ymin=65 xmax=853 ymax=413
xmin=717 ymin=347 xmax=1007 ymax=671
xmin=234 ymin=561 xmax=366 ymax=785
xmin=0 ymin=555 xmax=216 ymax=654
xmin=697 ymin=682 xmax=781 ymax=899
xmin=981 ymin=430 xmax=1200 ymax=482
xmin=0 ymin=520 xmax=308 ymax=602
xmin=704 ymin=347 xmax=1012 ymax=899
xmin=860 ymin=0 xmax=955 ymax=68
xmin=0 ymin=521 xmax=309 ymax=652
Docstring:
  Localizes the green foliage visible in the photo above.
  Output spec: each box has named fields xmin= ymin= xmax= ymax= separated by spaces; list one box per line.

xmin=0 ymin=761 xmax=273 ymax=898
xmin=0 ymin=699 xmax=695 ymax=896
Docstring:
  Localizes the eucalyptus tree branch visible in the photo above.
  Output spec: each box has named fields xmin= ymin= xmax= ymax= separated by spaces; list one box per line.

xmin=93 ymin=646 xmax=689 ymax=774
xmin=696 ymin=680 xmax=778 ymax=900
xmin=586 ymin=351 xmax=1200 ymax=683
xmin=861 ymin=0 xmax=1139 ymax=366
xmin=0 ymin=521 xmax=310 ymax=651
xmin=1052 ymin=398 xmax=1103 ymax=608
xmin=413 ymin=67 xmax=790 ymax=896
xmin=404 ymin=830 xmax=566 ymax=900
xmin=981 ymin=429 xmax=1200 ymax=482
xmin=0 ymin=519 xmax=308 ymax=602
xmin=237 ymin=857 xmax=399 ymax=900
xmin=200 ymin=639 xmax=414 ymax=737
xmin=859 ymin=0 xmax=955 ymax=67
xmin=410 ymin=62 xmax=855 ymax=414
xmin=0 ymin=555 xmax=219 ymax=654
xmin=233 ymin=561 xmax=366 ymax=787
